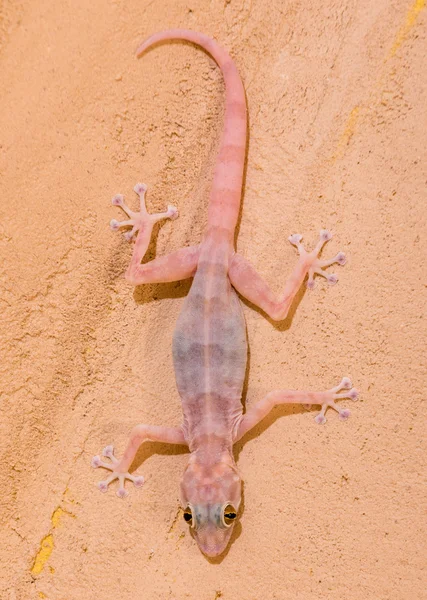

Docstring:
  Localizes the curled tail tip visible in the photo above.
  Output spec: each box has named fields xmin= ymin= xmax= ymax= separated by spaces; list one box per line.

xmin=136 ymin=32 xmax=164 ymax=57
xmin=136 ymin=29 xmax=211 ymax=58
xmin=136 ymin=30 xmax=179 ymax=57
xmin=136 ymin=38 xmax=151 ymax=58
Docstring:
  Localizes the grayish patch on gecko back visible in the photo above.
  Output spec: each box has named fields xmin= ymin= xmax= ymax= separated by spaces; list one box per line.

xmin=173 ymin=256 xmax=247 ymax=445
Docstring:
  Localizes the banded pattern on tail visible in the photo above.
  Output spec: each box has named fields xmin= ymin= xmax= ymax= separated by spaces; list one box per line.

xmin=136 ymin=29 xmax=247 ymax=238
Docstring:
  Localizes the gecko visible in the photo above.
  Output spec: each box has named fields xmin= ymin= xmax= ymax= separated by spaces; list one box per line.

xmin=91 ymin=29 xmax=358 ymax=557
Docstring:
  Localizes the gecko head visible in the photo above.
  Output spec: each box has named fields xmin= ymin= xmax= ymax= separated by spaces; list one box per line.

xmin=180 ymin=452 xmax=241 ymax=557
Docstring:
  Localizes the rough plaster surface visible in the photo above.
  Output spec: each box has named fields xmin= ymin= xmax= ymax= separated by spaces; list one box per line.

xmin=1 ymin=0 xmax=426 ymax=598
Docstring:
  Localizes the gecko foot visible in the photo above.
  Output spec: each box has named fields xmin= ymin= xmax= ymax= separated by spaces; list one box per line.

xmin=304 ymin=377 xmax=359 ymax=424
xmin=91 ymin=445 xmax=145 ymax=498
xmin=110 ymin=183 xmax=178 ymax=241
xmin=288 ymin=230 xmax=347 ymax=289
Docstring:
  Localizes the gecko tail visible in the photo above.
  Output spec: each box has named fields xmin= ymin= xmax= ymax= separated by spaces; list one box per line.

xmin=136 ymin=30 xmax=247 ymax=237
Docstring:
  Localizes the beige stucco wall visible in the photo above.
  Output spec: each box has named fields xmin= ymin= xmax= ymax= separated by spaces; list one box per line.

xmin=1 ymin=0 xmax=425 ymax=598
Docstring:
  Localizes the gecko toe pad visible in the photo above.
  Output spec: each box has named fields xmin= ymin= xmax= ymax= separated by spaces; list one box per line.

xmin=102 ymin=445 xmax=114 ymax=457
xmin=98 ymin=481 xmax=109 ymax=493
xmin=112 ymin=194 xmax=124 ymax=206
xmin=338 ymin=408 xmax=351 ymax=420
xmin=167 ymin=204 xmax=179 ymax=220
xmin=326 ymin=274 xmax=338 ymax=285
xmin=91 ymin=455 xmax=102 ymax=468
xmin=349 ymin=388 xmax=359 ymax=401
xmin=288 ymin=233 xmax=303 ymax=245
xmin=340 ymin=377 xmax=352 ymax=389
xmin=319 ymin=229 xmax=332 ymax=241
xmin=315 ymin=413 xmax=326 ymax=425
xmin=336 ymin=252 xmax=347 ymax=266
xmin=134 ymin=183 xmax=148 ymax=195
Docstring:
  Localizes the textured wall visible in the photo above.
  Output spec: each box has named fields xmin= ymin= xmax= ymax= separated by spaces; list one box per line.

xmin=0 ymin=0 xmax=425 ymax=598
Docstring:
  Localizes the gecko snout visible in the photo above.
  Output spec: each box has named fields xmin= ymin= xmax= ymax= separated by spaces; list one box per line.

xmin=183 ymin=505 xmax=238 ymax=557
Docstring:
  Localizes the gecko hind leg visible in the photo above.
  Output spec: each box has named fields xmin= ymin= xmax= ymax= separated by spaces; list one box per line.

xmin=110 ymin=183 xmax=178 ymax=242
xmin=289 ymin=230 xmax=347 ymax=289
xmin=229 ymin=229 xmax=347 ymax=321
xmin=109 ymin=183 xmax=199 ymax=285
xmin=91 ymin=445 xmax=145 ymax=498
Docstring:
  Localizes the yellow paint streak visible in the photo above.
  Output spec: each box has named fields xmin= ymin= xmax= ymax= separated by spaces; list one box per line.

xmin=51 ymin=507 xmax=66 ymax=528
xmin=390 ymin=0 xmax=425 ymax=57
xmin=340 ymin=106 xmax=359 ymax=148
xmin=38 ymin=592 xmax=47 ymax=599
xmin=330 ymin=106 xmax=360 ymax=162
xmin=330 ymin=1 xmax=424 ymax=163
xmin=31 ymin=535 xmax=54 ymax=576
xmin=30 ymin=505 xmax=75 ymax=577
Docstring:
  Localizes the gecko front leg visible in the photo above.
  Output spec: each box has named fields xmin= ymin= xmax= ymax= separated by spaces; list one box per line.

xmin=111 ymin=182 xmax=200 ymax=285
xmin=234 ymin=377 xmax=359 ymax=441
xmin=91 ymin=424 xmax=187 ymax=497
xmin=229 ymin=230 xmax=346 ymax=321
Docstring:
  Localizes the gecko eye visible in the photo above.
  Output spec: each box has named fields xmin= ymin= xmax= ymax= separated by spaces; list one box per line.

xmin=223 ymin=505 xmax=237 ymax=526
xmin=183 ymin=507 xmax=193 ymax=526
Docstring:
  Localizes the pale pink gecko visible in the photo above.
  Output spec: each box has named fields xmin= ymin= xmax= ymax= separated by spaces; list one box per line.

xmin=91 ymin=29 xmax=358 ymax=557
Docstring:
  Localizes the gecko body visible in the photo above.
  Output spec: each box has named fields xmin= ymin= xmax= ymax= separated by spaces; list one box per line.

xmin=92 ymin=30 xmax=358 ymax=557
